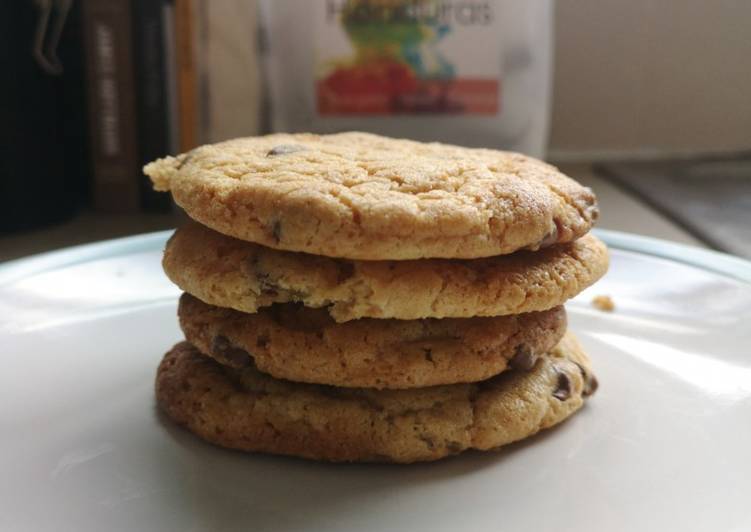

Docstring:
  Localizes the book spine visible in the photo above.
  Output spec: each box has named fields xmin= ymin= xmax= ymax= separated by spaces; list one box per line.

xmin=175 ymin=0 xmax=197 ymax=152
xmin=194 ymin=0 xmax=211 ymax=145
xmin=81 ymin=0 xmax=140 ymax=212
xmin=132 ymin=0 xmax=171 ymax=212
xmin=161 ymin=1 xmax=180 ymax=155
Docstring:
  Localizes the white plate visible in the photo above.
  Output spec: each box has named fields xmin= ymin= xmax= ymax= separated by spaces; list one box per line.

xmin=2 ymin=229 xmax=750 ymax=532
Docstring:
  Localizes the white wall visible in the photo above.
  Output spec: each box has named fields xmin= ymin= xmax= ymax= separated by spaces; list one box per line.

xmin=550 ymin=0 xmax=751 ymax=159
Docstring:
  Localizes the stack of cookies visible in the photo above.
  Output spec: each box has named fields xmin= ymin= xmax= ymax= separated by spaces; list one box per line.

xmin=145 ymin=132 xmax=608 ymax=463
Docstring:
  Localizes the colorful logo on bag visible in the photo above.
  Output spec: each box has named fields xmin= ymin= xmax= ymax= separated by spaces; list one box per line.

xmin=316 ymin=0 xmax=500 ymax=115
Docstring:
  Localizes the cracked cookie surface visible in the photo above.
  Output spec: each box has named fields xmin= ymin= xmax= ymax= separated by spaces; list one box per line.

xmin=164 ymin=222 xmax=608 ymax=321
xmin=179 ymin=293 xmax=567 ymax=389
xmin=156 ymin=333 xmax=597 ymax=463
xmin=145 ymin=132 xmax=599 ymax=260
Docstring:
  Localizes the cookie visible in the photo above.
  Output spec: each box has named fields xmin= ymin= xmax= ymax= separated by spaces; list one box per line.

xmin=156 ymin=333 xmax=597 ymax=463
xmin=145 ymin=132 xmax=599 ymax=260
xmin=178 ymin=293 xmax=567 ymax=389
xmin=164 ymin=222 xmax=608 ymax=322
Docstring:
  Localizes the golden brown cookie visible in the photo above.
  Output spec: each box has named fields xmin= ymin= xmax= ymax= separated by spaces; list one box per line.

xmin=178 ymin=293 xmax=567 ymax=389
xmin=156 ymin=333 xmax=597 ymax=463
xmin=163 ymin=222 xmax=609 ymax=322
xmin=145 ymin=132 xmax=598 ymax=260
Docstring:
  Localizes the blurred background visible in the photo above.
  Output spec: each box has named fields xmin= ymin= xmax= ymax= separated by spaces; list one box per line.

xmin=1 ymin=0 xmax=749 ymax=261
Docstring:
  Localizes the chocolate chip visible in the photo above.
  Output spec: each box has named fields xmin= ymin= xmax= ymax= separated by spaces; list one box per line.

xmin=584 ymin=373 xmax=599 ymax=396
xmin=586 ymin=203 xmax=600 ymax=222
xmin=177 ymin=150 xmax=194 ymax=169
xmin=552 ymin=370 xmax=572 ymax=401
xmin=271 ymin=220 xmax=282 ymax=243
xmin=256 ymin=272 xmax=278 ymax=296
xmin=446 ymin=441 xmax=463 ymax=453
xmin=212 ymin=335 xmax=230 ymax=351
xmin=266 ymin=144 xmax=306 ymax=156
xmin=260 ymin=282 xmax=278 ymax=296
xmin=422 ymin=348 xmax=434 ymax=364
xmin=419 ymin=434 xmax=436 ymax=450
xmin=224 ymin=348 xmax=251 ymax=367
xmin=336 ymin=262 xmax=355 ymax=284
xmin=256 ymin=335 xmax=269 ymax=348
xmin=509 ymin=344 xmax=537 ymax=371
xmin=211 ymin=335 xmax=251 ymax=367
xmin=574 ymin=362 xmax=599 ymax=396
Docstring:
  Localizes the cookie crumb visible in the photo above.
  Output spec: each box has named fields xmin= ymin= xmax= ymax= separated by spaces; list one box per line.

xmin=592 ymin=295 xmax=615 ymax=312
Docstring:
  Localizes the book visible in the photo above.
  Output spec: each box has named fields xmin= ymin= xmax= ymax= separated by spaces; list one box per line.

xmin=132 ymin=0 xmax=171 ymax=212
xmin=162 ymin=1 xmax=180 ymax=155
xmin=81 ymin=0 xmax=140 ymax=212
xmin=0 ymin=0 xmax=85 ymax=230
xmin=175 ymin=0 xmax=197 ymax=152
xmin=194 ymin=0 xmax=211 ymax=145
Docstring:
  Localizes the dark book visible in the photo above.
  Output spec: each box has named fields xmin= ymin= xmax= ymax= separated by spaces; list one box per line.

xmin=175 ymin=0 xmax=197 ymax=152
xmin=132 ymin=0 xmax=172 ymax=212
xmin=81 ymin=0 xmax=140 ymax=212
xmin=161 ymin=1 xmax=179 ymax=155
xmin=0 ymin=0 xmax=86 ymax=232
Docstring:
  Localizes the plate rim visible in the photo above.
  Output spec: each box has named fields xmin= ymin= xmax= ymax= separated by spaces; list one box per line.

xmin=1 ymin=228 xmax=750 ymax=286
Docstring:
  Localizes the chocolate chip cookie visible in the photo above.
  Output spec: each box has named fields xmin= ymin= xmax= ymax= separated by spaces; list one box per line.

xmin=145 ymin=132 xmax=599 ymax=260
xmin=156 ymin=333 xmax=597 ymax=463
xmin=178 ymin=293 xmax=567 ymax=389
xmin=163 ymin=222 xmax=608 ymax=322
